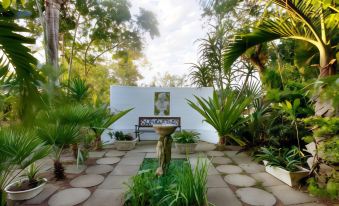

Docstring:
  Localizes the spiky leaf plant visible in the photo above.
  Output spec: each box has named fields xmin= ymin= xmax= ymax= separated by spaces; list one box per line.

xmin=0 ymin=128 xmax=50 ymax=205
xmin=37 ymin=123 xmax=80 ymax=180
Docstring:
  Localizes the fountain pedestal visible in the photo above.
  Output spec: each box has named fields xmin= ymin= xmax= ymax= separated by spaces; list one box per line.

xmin=153 ymin=125 xmax=177 ymax=176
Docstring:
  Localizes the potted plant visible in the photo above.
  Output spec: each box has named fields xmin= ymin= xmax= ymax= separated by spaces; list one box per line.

xmin=110 ymin=131 xmax=137 ymax=151
xmin=256 ymin=146 xmax=309 ymax=187
xmin=5 ymin=163 xmax=47 ymax=201
xmin=172 ymin=130 xmax=200 ymax=154
xmin=0 ymin=129 xmax=50 ymax=205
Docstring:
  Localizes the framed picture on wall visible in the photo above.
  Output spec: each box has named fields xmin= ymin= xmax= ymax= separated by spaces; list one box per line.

xmin=154 ymin=92 xmax=170 ymax=116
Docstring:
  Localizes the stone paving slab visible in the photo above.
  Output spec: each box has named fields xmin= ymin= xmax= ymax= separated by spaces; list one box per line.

xmin=96 ymin=157 xmax=121 ymax=165
xmin=103 ymin=144 xmax=115 ymax=149
xmin=25 ymin=184 xmax=59 ymax=204
xmin=64 ymin=165 xmax=87 ymax=174
xmin=266 ymin=185 xmax=317 ymax=205
xmin=215 ymin=165 xmax=243 ymax=174
xmin=195 ymin=143 xmax=216 ymax=152
xmin=83 ymin=189 xmax=124 ymax=206
xmin=98 ymin=175 xmax=131 ymax=189
xmin=145 ymin=152 xmax=157 ymax=158
xmin=238 ymin=163 xmax=265 ymax=173
xmin=236 ymin=187 xmax=276 ymax=206
xmin=207 ymin=187 xmax=242 ymax=206
xmin=86 ymin=165 xmax=114 ymax=174
xmin=207 ymin=175 xmax=229 ymax=188
xmin=171 ymin=153 xmax=187 ymax=158
xmin=207 ymin=151 xmax=225 ymax=157
xmin=124 ymin=151 xmax=146 ymax=157
xmin=207 ymin=165 xmax=220 ymax=175
xmin=119 ymin=156 xmax=144 ymax=165
xmin=70 ymin=174 xmax=105 ymax=188
xmin=110 ymin=165 xmax=140 ymax=176
xmin=48 ymin=188 xmax=91 ymax=206
xmin=224 ymin=174 xmax=257 ymax=187
xmin=251 ymin=172 xmax=284 ymax=187
xmin=89 ymin=151 xmax=106 ymax=158
xmin=211 ymin=156 xmax=232 ymax=165
xmin=105 ymin=150 xmax=126 ymax=157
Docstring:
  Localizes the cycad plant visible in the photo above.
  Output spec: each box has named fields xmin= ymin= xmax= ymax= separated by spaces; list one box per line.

xmin=90 ymin=107 xmax=133 ymax=150
xmin=37 ymin=123 xmax=80 ymax=180
xmin=188 ymin=89 xmax=252 ymax=149
xmin=0 ymin=128 xmax=50 ymax=205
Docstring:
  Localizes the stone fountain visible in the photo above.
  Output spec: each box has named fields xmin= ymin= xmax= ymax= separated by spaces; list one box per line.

xmin=153 ymin=124 xmax=178 ymax=176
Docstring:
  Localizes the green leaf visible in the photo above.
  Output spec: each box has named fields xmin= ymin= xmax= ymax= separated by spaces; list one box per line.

xmin=2 ymin=0 xmax=11 ymax=9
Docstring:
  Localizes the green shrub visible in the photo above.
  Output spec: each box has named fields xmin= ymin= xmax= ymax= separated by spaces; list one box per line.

xmin=255 ymin=146 xmax=305 ymax=172
xmin=172 ymin=130 xmax=200 ymax=143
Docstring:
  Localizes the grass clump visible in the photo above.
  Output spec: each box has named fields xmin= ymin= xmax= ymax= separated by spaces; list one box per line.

xmin=124 ymin=158 xmax=209 ymax=206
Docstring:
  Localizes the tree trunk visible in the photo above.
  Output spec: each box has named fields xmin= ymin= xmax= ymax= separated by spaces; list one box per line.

xmin=216 ymin=135 xmax=226 ymax=151
xmin=54 ymin=160 xmax=65 ymax=180
xmin=45 ymin=0 xmax=62 ymax=84
xmin=94 ymin=134 xmax=102 ymax=151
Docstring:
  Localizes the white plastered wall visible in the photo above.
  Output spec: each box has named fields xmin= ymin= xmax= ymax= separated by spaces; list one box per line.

xmin=102 ymin=86 xmax=218 ymax=144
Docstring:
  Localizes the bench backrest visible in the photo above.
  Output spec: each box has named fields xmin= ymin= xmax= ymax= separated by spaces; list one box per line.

xmin=138 ymin=117 xmax=181 ymax=127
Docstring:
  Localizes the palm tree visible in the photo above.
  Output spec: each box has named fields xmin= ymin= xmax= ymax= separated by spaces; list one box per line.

xmin=0 ymin=128 xmax=50 ymax=205
xmin=90 ymin=107 xmax=133 ymax=150
xmin=223 ymin=0 xmax=338 ymax=116
xmin=37 ymin=123 xmax=80 ymax=180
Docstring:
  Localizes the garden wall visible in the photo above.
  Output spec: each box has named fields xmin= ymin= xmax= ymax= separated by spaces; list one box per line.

xmin=102 ymin=86 xmax=218 ymax=143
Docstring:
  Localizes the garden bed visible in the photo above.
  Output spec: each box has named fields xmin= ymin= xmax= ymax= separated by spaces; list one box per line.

xmin=124 ymin=158 xmax=209 ymax=206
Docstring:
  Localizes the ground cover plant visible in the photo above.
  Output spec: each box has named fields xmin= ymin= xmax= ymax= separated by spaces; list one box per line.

xmin=125 ymin=158 xmax=209 ymax=206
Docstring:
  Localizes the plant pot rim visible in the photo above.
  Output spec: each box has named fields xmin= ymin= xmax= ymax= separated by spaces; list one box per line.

xmin=5 ymin=178 xmax=47 ymax=194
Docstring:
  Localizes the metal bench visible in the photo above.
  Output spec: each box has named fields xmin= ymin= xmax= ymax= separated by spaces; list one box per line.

xmin=135 ymin=117 xmax=181 ymax=141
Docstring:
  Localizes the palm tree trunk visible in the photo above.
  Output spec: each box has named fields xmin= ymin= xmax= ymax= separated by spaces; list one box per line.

xmin=314 ymin=47 xmax=336 ymax=117
xmin=45 ymin=0 xmax=62 ymax=85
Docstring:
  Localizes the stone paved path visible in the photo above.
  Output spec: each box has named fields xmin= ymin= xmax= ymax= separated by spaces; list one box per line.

xmin=18 ymin=142 xmax=327 ymax=206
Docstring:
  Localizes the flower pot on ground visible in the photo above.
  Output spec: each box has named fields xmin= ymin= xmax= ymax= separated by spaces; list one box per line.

xmin=256 ymin=146 xmax=309 ymax=187
xmin=0 ymin=129 xmax=50 ymax=206
xmin=111 ymin=131 xmax=137 ymax=151
xmin=172 ymin=130 xmax=200 ymax=154
xmin=263 ymin=160 xmax=309 ymax=187
xmin=5 ymin=178 xmax=47 ymax=201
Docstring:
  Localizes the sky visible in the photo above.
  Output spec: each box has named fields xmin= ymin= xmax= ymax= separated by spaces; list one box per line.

xmin=130 ymin=0 xmax=208 ymax=85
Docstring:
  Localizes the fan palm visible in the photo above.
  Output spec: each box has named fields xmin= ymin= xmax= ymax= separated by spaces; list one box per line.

xmin=37 ymin=123 xmax=80 ymax=180
xmin=187 ymin=90 xmax=252 ymax=149
xmin=224 ymin=0 xmax=338 ymax=78
xmin=0 ymin=128 xmax=50 ymax=205
xmin=90 ymin=107 xmax=133 ymax=150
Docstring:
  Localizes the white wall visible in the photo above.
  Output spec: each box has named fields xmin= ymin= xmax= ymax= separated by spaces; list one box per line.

xmin=102 ymin=86 xmax=218 ymax=143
